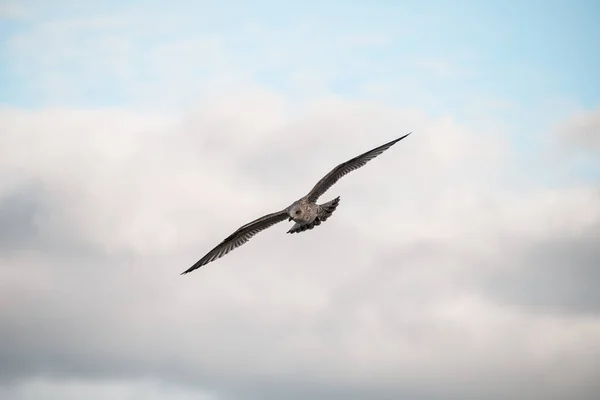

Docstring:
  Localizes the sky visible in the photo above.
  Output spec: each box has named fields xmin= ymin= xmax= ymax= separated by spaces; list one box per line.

xmin=1 ymin=0 xmax=599 ymax=399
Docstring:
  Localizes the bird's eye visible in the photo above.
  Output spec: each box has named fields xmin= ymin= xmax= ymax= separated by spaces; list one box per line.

xmin=295 ymin=210 xmax=300 ymax=214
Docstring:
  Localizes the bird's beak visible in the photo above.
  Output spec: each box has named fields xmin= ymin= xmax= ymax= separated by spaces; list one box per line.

xmin=288 ymin=216 xmax=293 ymax=221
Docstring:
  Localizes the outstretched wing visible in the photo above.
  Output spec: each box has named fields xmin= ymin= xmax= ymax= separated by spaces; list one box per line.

xmin=182 ymin=209 xmax=289 ymax=274
xmin=305 ymin=133 xmax=411 ymax=202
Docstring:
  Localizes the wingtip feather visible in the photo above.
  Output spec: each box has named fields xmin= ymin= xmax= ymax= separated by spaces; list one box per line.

xmin=395 ymin=132 xmax=411 ymax=142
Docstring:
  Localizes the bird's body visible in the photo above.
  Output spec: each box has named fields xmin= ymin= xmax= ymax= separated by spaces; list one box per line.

xmin=287 ymin=196 xmax=340 ymax=234
xmin=289 ymin=198 xmax=318 ymax=224
xmin=182 ymin=133 xmax=411 ymax=274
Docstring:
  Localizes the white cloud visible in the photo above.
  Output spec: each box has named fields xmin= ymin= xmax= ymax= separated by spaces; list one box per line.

xmin=1 ymin=90 xmax=599 ymax=399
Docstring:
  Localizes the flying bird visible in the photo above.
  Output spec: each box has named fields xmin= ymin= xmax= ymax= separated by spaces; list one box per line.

xmin=182 ymin=133 xmax=412 ymax=274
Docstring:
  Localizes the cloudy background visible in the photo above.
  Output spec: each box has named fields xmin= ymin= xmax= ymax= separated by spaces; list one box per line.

xmin=1 ymin=1 xmax=599 ymax=399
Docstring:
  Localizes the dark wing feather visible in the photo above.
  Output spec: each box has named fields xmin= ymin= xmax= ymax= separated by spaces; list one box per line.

xmin=181 ymin=210 xmax=289 ymax=274
xmin=306 ymin=133 xmax=411 ymax=202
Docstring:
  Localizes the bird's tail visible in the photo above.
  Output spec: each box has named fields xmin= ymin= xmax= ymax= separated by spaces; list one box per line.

xmin=317 ymin=196 xmax=340 ymax=222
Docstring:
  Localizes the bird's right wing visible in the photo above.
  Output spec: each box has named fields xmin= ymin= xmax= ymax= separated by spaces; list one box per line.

xmin=182 ymin=209 xmax=289 ymax=274
xmin=305 ymin=133 xmax=411 ymax=202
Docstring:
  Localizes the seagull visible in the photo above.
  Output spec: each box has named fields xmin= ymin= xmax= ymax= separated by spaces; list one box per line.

xmin=182 ymin=132 xmax=411 ymax=274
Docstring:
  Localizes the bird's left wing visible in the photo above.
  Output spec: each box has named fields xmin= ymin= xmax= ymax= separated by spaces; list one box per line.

xmin=182 ymin=209 xmax=289 ymax=274
xmin=305 ymin=133 xmax=411 ymax=202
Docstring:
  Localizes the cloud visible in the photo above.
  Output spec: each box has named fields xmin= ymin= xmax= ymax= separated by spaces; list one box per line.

xmin=0 ymin=379 xmax=216 ymax=400
xmin=1 ymin=91 xmax=600 ymax=400
xmin=0 ymin=183 xmax=45 ymax=251
xmin=557 ymin=107 xmax=600 ymax=152
xmin=0 ymin=2 xmax=27 ymax=19
xmin=484 ymin=219 xmax=600 ymax=314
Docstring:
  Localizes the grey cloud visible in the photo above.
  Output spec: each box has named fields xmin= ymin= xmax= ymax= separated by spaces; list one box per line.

xmin=0 ymin=379 xmax=217 ymax=400
xmin=483 ymin=222 xmax=600 ymax=315
xmin=558 ymin=107 xmax=600 ymax=151
xmin=1 ymin=103 xmax=600 ymax=400
xmin=0 ymin=181 xmax=119 ymax=262
xmin=0 ymin=184 xmax=44 ymax=251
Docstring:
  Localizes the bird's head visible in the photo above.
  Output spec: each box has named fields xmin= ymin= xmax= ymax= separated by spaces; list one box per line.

xmin=288 ymin=203 xmax=303 ymax=221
